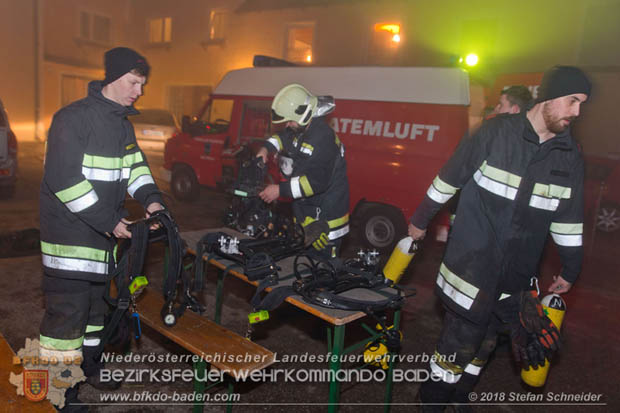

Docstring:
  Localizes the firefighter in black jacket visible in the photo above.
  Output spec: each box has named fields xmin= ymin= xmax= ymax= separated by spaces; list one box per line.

xmin=39 ymin=47 xmax=163 ymax=409
xmin=408 ymin=66 xmax=591 ymax=410
xmin=257 ymin=83 xmax=349 ymax=258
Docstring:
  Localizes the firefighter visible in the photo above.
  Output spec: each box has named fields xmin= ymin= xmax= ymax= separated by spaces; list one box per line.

xmin=257 ymin=83 xmax=350 ymax=258
xmin=407 ymin=66 xmax=591 ymax=411
xmin=39 ymin=47 xmax=164 ymax=411
xmin=493 ymin=85 xmax=533 ymax=115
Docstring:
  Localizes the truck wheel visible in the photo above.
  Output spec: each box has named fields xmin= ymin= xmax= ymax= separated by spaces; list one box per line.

xmin=171 ymin=165 xmax=199 ymax=202
xmin=360 ymin=205 xmax=407 ymax=252
xmin=596 ymin=202 xmax=620 ymax=232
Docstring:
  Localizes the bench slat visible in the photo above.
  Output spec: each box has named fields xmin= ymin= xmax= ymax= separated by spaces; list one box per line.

xmin=137 ymin=288 xmax=275 ymax=379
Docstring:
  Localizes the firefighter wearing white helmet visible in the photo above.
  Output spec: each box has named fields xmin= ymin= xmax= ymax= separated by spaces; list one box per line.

xmin=258 ymin=83 xmax=349 ymax=258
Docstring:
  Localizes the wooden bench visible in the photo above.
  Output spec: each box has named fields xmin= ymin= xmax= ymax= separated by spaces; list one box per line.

xmin=136 ymin=287 xmax=275 ymax=412
xmin=0 ymin=332 xmax=56 ymax=412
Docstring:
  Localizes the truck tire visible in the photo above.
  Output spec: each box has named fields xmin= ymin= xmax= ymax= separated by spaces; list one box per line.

xmin=596 ymin=201 xmax=620 ymax=232
xmin=359 ymin=205 xmax=407 ymax=252
xmin=171 ymin=165 xmax=199 ymax=202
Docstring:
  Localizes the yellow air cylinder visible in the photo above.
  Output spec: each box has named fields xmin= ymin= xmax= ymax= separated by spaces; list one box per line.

xmin=521 ymin=293 xmax=566 ymax=387
xmin=382 ymin=236 xmax=418 ymax=284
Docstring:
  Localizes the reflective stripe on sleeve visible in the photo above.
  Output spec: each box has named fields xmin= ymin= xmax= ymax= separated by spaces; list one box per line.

xmin=299 ymin=175 xmax=314 ymax=196
xmin=426 ymin=176 xmax=458 ymax=204
xmin=550 ymin=222 xmax=583 ymax=247
xmin=127 ymin=167 xmax=155 ymax=196
xmin=290 ymin=176 xmax=303 ymax=198
xmin=267 ymin=135 xmax=282 ymax=151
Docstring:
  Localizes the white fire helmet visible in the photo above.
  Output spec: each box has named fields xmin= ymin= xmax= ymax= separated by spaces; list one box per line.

xmin=271 ymin=83 xmax=318 ymax=126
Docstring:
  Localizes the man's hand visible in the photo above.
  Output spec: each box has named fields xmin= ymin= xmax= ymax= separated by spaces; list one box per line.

xmin=256 ymin=147 xmax=268 ymax=164
xmin=408 ymin=223 xmax=426 ymax=240
xmin=259 ymin=184 xmax=280 ymax=203
xmin=146 ymin=202 xmax=165 ymax=230
xmin=113 ymin=218 xmax=133 ymax=238
xmin=548 ymin=275 xmax=572 ymax=294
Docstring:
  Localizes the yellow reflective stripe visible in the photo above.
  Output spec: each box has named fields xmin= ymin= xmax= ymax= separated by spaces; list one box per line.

xmin=479 ymin=160 xmax=521 ymax=188
xmin=40 ymin=334 xmax=83 ymax=351
xmin=129 ymin=166 xmax=152 ymax=184
xmin=83 ymin=154 xmax=122 ymax=169
xmin=55 ymin=180 xmax=93 ymax=203
xmin=327 ymin=213 xmax=349 ymax=229
xmin=40 ymin=241 xmax=108 ymax=262
xmin=532 ymin=183 xmax=571 ymax=199
xmin=432 ymin=176 xmax=458 ymax=195
xmin=439 ymin=262 xmax=479 ymax=298
xmin=123 ymin=151 xmax=144 ymax=167
xmin=267 ymin=135 xmax=283 ymax=151
xmin=550 ymin=222 xmax=583 ymax=235
xmin=85 ymin=325 xmax=104 ymax=333
xmin=299 ymin=175 xmax=314 ymax=196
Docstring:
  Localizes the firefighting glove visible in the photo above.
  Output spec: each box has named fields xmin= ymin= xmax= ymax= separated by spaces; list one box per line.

xmin=510 ymin=324 xmax=548 ymax=370
xmin=301 ymin=217 xmax=330 ymax=250
xmin=519 ymin=290 xmax=561 ymax=352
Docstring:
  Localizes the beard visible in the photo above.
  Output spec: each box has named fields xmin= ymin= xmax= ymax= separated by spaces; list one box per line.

xmin=285 ymin=124 xmax=306 ymax=135
xmin=542 ymin=103 xmax=575 ymax=134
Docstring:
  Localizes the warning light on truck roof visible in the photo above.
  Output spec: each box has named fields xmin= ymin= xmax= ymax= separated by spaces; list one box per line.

xmin=464 ymin=53 xmax=479 ymax=67
xmin=375 ymin=23 xmax=401 ymax=43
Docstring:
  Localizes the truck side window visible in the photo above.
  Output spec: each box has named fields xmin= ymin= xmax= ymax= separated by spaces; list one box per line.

xmin=240 ymin=100 xmax=271 ymax=144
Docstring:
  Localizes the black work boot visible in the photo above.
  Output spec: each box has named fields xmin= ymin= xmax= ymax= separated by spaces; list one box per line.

xmin=56 ymin=384 xmax=88 ymax=412
xmin=81 ymin=346 xmax=122 ymax=391
xmin=419 ymin=379 xmax=455 ymax=412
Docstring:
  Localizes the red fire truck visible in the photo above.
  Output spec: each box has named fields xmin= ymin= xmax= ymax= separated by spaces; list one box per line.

xmin=162 ymin=66 xmax=471 ymax=250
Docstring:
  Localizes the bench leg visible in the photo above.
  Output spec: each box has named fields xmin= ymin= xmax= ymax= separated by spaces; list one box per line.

xmin=327 ymin=324 xmax=345 ymax=413
xmin=215 ymin=269 xmax=226 ymax=325
xmin=193 ymin=360 xmax=207 ymax=413
xmin=383 ymin=309 xmax=401 ymax=413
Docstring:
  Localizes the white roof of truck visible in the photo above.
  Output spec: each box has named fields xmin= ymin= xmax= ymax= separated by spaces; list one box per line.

xmin=214 ymin=66 xmax=470 ymax=105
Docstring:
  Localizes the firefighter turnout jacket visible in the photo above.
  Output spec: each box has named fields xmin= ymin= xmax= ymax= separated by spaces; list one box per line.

xmin=264 ymin=117 xmax=350 ymax=240
xmin=411 ymin=112 xmax=584 ymax=325
xmin=40 ymin=81 xmax=163 ymax=281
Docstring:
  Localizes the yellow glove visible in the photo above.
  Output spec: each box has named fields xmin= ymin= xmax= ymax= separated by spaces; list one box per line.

xmin=312 ymin=232 xmax=330 ymax=251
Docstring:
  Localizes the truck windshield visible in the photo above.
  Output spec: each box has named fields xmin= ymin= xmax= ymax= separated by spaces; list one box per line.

xmin=199 ymin=98 xmax=233 ymax=133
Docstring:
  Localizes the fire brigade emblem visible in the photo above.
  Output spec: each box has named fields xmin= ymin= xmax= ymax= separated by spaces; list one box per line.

xmin=23 ymin=369 xmax=49 ymax=402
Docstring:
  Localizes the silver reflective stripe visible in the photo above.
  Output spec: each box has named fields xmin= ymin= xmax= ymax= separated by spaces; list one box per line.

xmin=551 ymin=233 xmax=582 ymax=246
xmin=426 ymin=176 xmax=458 ymax=204
xmin=290 ymin=176 xmax=302 ymax=198
xmin=437 ymin=274 xmax=474 ymax=310
xmin=436 ymin=263 xmax=478 ymax=310
xmin=42 ymin=254 xmax=108 ymax=274
xmin=82 ymin=337 xmax=101 ymax=347
xmin=430 ymin=360 xmax=461 ymax=384
xmin=65 ymin=189 xmax=99 ymax=213
xmin=127 ymin=174 xmax=155 ymax=197
xmin=474 ymin=170 xmax=517 ymax=200
xmin=550 ymin=222 xmax=583 ymax=247
xmin=82 ymin=166 xmax=123 ymax=182
xmin=427 ymin=186 xmax=453 ymax=204
xmin=529 ymin=195 xmax=560 ymax=211
xmin=499 ymin=293 xmax=511 ymax=300
xmin=464 ymin=363 xmax=482 ymax=376
xmin=328 ymin=225 xmax=349 ymax=240
xmin=267 ymin=136 xmax=281 ymax=151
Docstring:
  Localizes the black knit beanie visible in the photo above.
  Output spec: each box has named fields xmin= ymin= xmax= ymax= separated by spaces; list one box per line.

xmin=102 ymin=47 xmax=150 ymax=86
xmin=536 ymin=65 xmax=591 ymax=103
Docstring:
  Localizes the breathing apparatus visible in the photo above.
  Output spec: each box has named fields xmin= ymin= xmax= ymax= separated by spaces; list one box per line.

xmin=520 ymin=293 xmax=566 ymax=387
xmin=382 ymin=236 xmax=420 ymax=284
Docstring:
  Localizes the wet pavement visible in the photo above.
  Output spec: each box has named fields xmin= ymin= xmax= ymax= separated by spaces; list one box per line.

xmin=0 ymin=141 xmax=618 ymax=412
